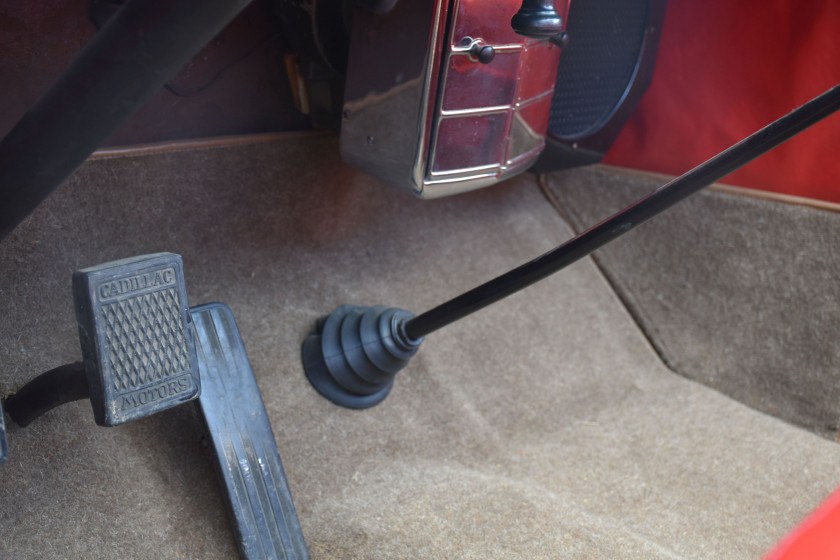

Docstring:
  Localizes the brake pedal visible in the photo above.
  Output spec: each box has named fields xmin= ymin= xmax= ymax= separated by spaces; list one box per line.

xmin=3 ymin=253 xmax=308 ymax=559
xmin=73 ymin=253 xmax=200 ymax=426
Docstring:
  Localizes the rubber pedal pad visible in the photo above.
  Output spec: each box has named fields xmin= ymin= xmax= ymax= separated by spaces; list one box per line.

xmin=72 ymin=253 xmax=200 ymax=426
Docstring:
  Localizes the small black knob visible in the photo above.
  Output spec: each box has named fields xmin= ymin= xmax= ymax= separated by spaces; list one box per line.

xmin=511 ymin=0 xmax=564 ymax=39
xmin=469 ymin=43 xmax=496 ymax=64
xmin=550 ymin=31 xmax=570 ymax=49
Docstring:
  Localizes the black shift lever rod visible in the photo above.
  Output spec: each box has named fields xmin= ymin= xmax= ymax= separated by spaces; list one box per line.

xmin=303 ymin=82 xmax=840 ymax=409
xmin=402 ymin=83 xmax=840 ymax=341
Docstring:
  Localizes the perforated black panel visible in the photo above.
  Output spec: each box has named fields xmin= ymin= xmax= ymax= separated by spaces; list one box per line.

xmin=549 ymin=0 xmax=649 ymax=139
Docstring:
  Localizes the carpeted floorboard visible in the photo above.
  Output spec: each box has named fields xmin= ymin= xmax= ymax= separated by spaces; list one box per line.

xmin=545 ymin=166 xmax=840 ymax=438
xmin=0 ymin=135 xmax=838 ymax=559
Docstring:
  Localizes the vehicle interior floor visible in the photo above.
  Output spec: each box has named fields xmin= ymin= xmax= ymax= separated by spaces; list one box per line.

xmin=0 ymin=133 xmax=837 ymax=559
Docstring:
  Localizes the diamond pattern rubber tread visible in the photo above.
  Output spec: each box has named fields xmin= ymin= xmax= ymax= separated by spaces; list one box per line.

xmin=72 ymin=253 xmax=200 ymax=426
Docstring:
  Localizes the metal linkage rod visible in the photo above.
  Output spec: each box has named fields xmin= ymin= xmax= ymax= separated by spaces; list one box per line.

xmin=0 ymin=0 xmax=253 ymax=241
xmin=4 ymin=362 xmax=88 ymax=427
xmin=403 ymin=83 xmax=840 ymax=340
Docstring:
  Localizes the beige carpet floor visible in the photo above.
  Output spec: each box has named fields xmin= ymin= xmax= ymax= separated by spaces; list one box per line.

xmin=546 ymin=167 xmax=840 ymax=439
xmin=1 ymin=134 xmax=838 ymax=559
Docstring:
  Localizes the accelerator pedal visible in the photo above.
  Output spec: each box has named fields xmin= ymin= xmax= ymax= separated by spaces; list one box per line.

xmin=193 ymin=303 xmax=308 ymax=560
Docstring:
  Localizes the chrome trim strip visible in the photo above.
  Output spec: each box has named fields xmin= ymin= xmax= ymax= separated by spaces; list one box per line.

xmin=411 ymin=0 xmax=448 ymax=193
xmin=440 ymin=105 xmax=514 ymax=117
xmin=428 ymin=163 xmax=502 ymax=177
xmin=450 ymin=41 xmax=523 ymax=55
xmin=426 ymin=143 xmax=546 ymax=187
xmin=505 ymin=144 xmax=545 ymax=167
xmin=425 ymin=172 xmax=500 ymax=185
xmin=515 ymin=89 xmax=556 ymax=108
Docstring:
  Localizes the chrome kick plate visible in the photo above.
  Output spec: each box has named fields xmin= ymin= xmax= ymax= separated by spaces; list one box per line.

xmin=340 ymin=0 xmax=567 ymax=198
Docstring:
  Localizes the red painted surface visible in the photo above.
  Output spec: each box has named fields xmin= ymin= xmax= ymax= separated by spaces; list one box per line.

xmin=603 ymin=0 xmax=840 ymax=202
xmin=763 ymin=486 xmax=840 ymax=560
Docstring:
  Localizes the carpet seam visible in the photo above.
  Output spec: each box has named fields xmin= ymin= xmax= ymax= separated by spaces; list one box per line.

xmin=536 ymin=173 xmax=681 ymax=375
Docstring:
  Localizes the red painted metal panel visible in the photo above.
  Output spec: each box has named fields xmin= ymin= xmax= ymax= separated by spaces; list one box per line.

xmin=604 ymin=0 xmax=840 ymax=203
xmin=764 ymin=486 xmax=840 ymax=560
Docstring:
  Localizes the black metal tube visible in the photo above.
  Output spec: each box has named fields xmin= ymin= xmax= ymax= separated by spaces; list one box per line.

xmin=4 ymin=362 xmax=89 ymax=427
xmin=0 ymin=0 xmax=254 ymax=241
xmin=403 ymin=83 xmax=840 ymax=340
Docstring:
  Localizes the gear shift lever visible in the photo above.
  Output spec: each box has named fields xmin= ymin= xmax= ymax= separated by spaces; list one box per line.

xmin=303 ymin=83 xmax=840 ymax=410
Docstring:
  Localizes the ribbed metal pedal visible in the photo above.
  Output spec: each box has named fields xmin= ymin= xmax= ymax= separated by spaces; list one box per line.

xmin=193 ymin=302 xmax=309 ymax=560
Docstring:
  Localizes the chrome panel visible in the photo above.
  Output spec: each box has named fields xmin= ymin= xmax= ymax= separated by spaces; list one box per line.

xmin=341 ymin=0 xmax=568 ymax=199
xmin=340 ymin=1 xmax=447 ymax=193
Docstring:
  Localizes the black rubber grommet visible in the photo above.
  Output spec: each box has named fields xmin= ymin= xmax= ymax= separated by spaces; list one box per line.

xmin=301 ymin=304 xmax=422 ymax=409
